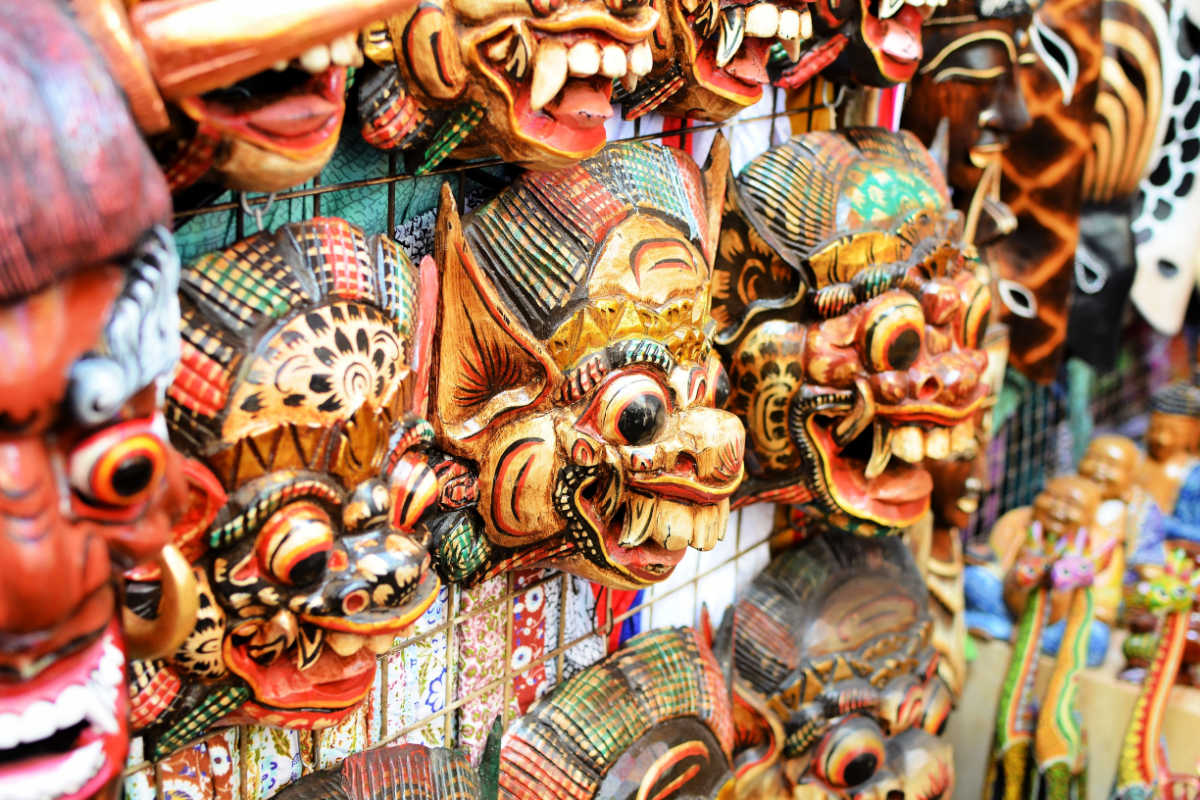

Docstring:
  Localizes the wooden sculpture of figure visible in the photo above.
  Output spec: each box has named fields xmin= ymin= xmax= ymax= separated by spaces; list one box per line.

xmin=711 ymin=128 xmax=993 ymax=534
xmin=424 ymin=140 xmax=745 ymax=589
xmin=1112 ymin=549 xmax=1200 ymax=800
xmin=0 ymin=3 xmax=196 ymax=799
xmin=126 ymin=218 xmax=441 ymax=757
xmin=1032 ymin=528 xmax=1117 ymax=800
xmin=1142 ymin=379 xmax=1200 ymax=513
xmin=359 ymin=0 xmax=660 ymax=168
xmin=963 ymin=476 xmax=1101 ymax=644
xmin=719 ymin=529 xmax=955 ymax=800
xmin=982 ymin=522 xmax=1055 ymax=800
xmin=74 ymin=0 xmax=421 ymax=194
xmin=900 ymin=0 xmax=1035 ymax=250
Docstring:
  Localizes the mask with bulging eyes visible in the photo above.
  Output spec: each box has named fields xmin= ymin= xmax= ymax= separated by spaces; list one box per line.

xmin=712 ymin=128 xmax=993 ymax=534
xmin=718 ymin=529 xmax=956 ymax=800
xmin=424 ymin=139 xmax=746 ymax=589
xmin=125 ymin=218 xmax=441 ymax=755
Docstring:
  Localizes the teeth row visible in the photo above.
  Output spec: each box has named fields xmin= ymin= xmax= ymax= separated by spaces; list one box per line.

xmin=487 ymin=30 xmax=653 ymax=111
xmin=324 ymin=631 xmax=396 ymax=659
xmin=864 ymin=419 xmax=978 ymax=479
xmin=277 ymin=33 xmax=364 ymax=73
xmin=716 ymin=4 xmax=813 ymax=68
xmin=0 ymin=741 xmax=105 ymax=800
xmin=619 ymin=494 xmax=728 ymax=552
xmin=0 ymin=632 xmax=122 ymax=754
xmin=878 ymin=0 xmax=944 ymax=18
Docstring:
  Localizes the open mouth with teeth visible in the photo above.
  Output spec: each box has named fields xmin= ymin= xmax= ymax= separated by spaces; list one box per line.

xmin=800 ymin=394 xmax=986 ymax=530
xmin=222 ymin=569 xmax=439 ymax=729
xmin=687 ymin=0 xmax=814 ymax=101
xmin=565 ymin=460 xmax=739 ymax=585
xmin=0 ymin=622 xmax=126 ymax=800
xmin=471 ymin=10 xmax=658 ymax=159
xmin=170 ymin=34 xmax=362 ymax=190
xmin=858 ymin=0 xmax=930 ymax=82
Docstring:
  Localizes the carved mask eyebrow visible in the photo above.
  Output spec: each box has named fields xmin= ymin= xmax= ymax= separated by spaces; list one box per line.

xmin=919 ymin=30 xmax=1019 ymax=76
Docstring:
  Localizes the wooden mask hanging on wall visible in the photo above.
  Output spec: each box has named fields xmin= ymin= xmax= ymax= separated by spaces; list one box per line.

xmin=712 ymin=129 xmax=992 ymax=534
xmin=75 ymin=0 xmax=417 ymax=194
xmin=127 ymin=218 xmax=441 ymax=756
xmin=0 ymin=3 xmax=192 ymax=799
xmin=361 ymin=0 xmax=660 ymax=168
xmin=426 ymin=140 xmax=745 ymax=589
xmin=719 ymin=529 xmax=954 ymax=800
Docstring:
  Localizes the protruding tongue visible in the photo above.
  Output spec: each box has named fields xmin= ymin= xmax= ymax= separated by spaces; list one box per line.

xmin=724 ymin=38 xmax=771 ymax=84
xmin=545 ymin=78 xmax=613 ymax=129
xmin=878 ymin=6 xmax=923 ymax=61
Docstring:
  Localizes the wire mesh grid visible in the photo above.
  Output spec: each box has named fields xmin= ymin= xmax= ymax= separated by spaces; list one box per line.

xmin=120 ymin=91 xmax=820 ymax=800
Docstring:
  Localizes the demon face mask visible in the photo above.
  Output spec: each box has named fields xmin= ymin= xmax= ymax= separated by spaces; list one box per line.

xmin=719 ymin=529 xmax=955 ymax=800
xmin=712 ymin=129 xmax=992 ymax=533
xmin=0 ymin=4 xmax=193 ymax=799
xmin=127 ymin=218 xmax=440 ymax=752
xmin=427 ymin=140 xmax=745 ymax=589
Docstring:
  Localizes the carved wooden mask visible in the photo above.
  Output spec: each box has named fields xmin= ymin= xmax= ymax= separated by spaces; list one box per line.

xmin=0 ymin=4 xmax=188 ymax=798
xmin=366 ymin=0 xmax=660 ymax=168
xmin=614 ymin=0 xmax=816 ymax=121
xmin=129 ymin=218 xmax=440 ymax=750
xmin=500 ymin=627 xmax=735 ymax=799
xmin=712 ymin=129 xmax=992 ymax=533
xmin=79 ymin=0 xmax=417 ymax=193
xmin=719 ymin=530 xmax=954 ymax=800
xmin=429 ymin=140 xmax=745 ymax=589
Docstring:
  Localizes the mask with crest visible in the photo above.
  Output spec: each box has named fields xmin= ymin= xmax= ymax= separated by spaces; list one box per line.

xmin=712 ymin=128 xmax=992 ymax=533
xmin=426 ymin=139 xmax=745 ymax=589
xmin=126 ymin=218 xmax=441 ymax=754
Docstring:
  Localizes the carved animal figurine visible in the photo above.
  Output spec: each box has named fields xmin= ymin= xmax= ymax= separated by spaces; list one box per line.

xmin=718 ymin=528 xmax=955 ymax=800
xmin=127 ymin=218 xmax=440 ymax=756
xmin=900 ymin=0 xmax=1035 ymax=249
xmin=1033 ymin=529 xmax=1117 ymax=800
xmin=711 ymin=128 xmax=992 ymax=534
xmin=0 ymin=5 xmax=197 ymax=800
xmin=75 ymin=0 xmax=418 ymax=194
xmin=1112 ymin=549 xmax=1200 ymax=800
xmin=983 ymin=523 xmax=1054 ymax=800
xmin=361 ymin=0 xmax=660 ymax=168
xmin=498 ymin=627 xmax=734 ymax=798
xmin=424 ymin=140 xmax=745 ymax=588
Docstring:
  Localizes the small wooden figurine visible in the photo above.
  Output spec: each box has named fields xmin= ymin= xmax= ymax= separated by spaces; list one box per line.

xmin=712 ymin=128 xmax=993 ymax=534
xmin=424 ymin=140 xmax=745 ymax=588
xmin=127 ymin=218 xmax=441 ymax=755
xmin=0 ymin=3 xmax=192 ymax=799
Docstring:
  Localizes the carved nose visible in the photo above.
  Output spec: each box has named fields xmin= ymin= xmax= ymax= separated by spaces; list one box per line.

xmin=916 ymin=374 xmax=942 ymax=401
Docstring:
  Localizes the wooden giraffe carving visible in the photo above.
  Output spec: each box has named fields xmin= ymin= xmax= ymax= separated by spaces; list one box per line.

xmin=982 ymin=0 xmax=1104 ymax=383
xmin=1112 ymin=549 xmax=1200 ymax=800
xmin=1033 ymin=528 xmax=1117 ymax=800
xmin=984 ymin=522 xmax=1054 ymax=800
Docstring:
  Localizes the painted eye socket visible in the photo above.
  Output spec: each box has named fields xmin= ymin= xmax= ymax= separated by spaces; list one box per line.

xmin=592 ymin=374 xmax=669 ymax=446
xmin=68 ymin=419 xmax=167 ymax=508
xmin=957 ymin=279 xmax=992 ymax=349
xmin=922 ymin=679 xmax=953 ymax=736
xmin=861 ymin=296 xmax=924 ymax=373
xmin=811 ymin=715 xmax=886 ymax=789
xmin=256 ymin=501 xmax=335 ymax=586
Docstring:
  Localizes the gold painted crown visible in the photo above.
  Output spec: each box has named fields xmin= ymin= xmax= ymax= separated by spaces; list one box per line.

xmin=546 ymin=296 xmax=712 ymax=371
